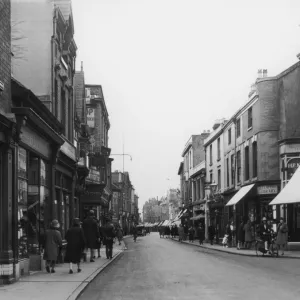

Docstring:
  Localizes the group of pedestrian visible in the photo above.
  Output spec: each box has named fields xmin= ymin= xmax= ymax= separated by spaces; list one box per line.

xmin=42 ymin=210 xmax=119 ymax=274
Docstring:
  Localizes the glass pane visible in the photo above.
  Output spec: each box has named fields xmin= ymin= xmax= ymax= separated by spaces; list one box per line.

xmin=18 ymin=179 xmax=28 ymax=259
xmin=18 ymin=147 xmax=27 ymax=178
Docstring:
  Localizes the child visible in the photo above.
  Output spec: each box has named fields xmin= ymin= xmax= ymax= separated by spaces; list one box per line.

xmin=222 ymin=234 xmax=229 ymax=248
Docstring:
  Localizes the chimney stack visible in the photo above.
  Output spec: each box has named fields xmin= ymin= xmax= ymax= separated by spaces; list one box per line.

xmin=262 ymin=69 xmax=268 ymax=78
xmin=257 ymin=69 xmax=262 ymax=78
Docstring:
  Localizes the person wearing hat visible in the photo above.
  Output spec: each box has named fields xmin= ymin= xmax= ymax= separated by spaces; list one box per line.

xmin=82 ymin=210 xmax=100 ymax=262
xmin=65 ymin=218 xmax=86 ymax=274
xmin=43 ymin=219 xmax=62 ymax=273
xmin=259 ymin=217 xmax=271 ymax=251
xmin=276 ymin=217 xmax=288 ymax=255
xmin=103 ymin=217 xmax=116 ymax=259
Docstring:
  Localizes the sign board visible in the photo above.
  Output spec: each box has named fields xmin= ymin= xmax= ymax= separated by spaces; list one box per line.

xmin=87 ymin=169 xmax=100 ymax=183
xmin=280 ymin=144 xmax=300 ymax=155
xmin=87 ymin=108 xmax=95 ymax=128
xmin=287 ymin=158 xmax=300 ymax=180
xmin=257 ymin=185 xmax=278 ymax=195
xmin=60 ymin=140 xmax=76 ymax=161
xmin=20 ymin=126 xmax=51 ymax=159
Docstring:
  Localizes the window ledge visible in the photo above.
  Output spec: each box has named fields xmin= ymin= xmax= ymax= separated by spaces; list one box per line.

xmin=247 ymin=126 xmax=253 ymax=131
xmin=252 ymin=177 xmax=258 ymax=181
xmin=209 ymin=163 xmax=213 ymax=166
xmin=217 ymin=158 xmax=221 ymax=162
xmin=237 ymin=182 xmax=241 ymax=186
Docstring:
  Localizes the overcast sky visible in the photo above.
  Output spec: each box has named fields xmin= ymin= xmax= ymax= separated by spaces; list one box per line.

xmin=72 ymin=0 xmax=300 ymax=210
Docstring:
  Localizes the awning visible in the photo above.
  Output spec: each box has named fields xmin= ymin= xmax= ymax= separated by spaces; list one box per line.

xmin=226 ymin=184 xmax=255 ymax=206
xmin=179 ymin=209 xmax=187 ymax=218
xmin=190 ymin=214 xmax=205 ymax=220
xmin=269 ymin=167 xmax=300 ymax=205
xmin=172 ymin=220 xmax=181 ymax=226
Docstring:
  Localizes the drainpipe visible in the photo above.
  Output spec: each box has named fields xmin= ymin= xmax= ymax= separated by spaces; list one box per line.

xmin=232 ymin=117 xmax=237 ymax=247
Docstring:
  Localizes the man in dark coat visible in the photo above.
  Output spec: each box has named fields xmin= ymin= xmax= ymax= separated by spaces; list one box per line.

xmin=65 ymin=218 xmax=85 ymax=274
xmin=132 ymin=224 xmax=138 ymax=242
xmin=103 ymin=218 xmax=116 ymax=259
xmin=82 ymin=210 xmax=100 ymax=262
xmin=208 ymin=224 xmax=215 ymax=245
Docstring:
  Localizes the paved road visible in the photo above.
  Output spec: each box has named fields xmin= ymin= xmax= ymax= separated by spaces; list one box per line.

xmin=78 ymin=233 xmax=300 ymax=300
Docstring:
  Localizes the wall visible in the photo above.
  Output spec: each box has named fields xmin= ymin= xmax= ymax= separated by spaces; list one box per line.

xmin=74 ymin=70 xmax=85 ymax=123
xmin=192 ymin=133 xmax=209 ymax=167
xmin=0 ymin=0 xmax=11 ymax=113
xmin=11 ymin=0 xmax=52 ymax=97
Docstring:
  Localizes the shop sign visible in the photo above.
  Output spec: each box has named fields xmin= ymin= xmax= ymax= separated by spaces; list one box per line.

xmin=257 ymin=185 xmax=278 ymax=195
xmin=287 ymin=158 xmax=300 ymax=180
xmin=280 ymin=144 xmax=300 ymax=155
xmin=87 ymin=108 xmax=95 ymax=128
xmin=60 ymin=140 xmax=76 ymax=161
xmin=87 ymin=169 xmax=100 ymax=183
xmin=20 ymin=126 xmax=51 ymax=159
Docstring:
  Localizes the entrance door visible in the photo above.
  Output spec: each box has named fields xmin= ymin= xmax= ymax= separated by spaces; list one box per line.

xmin=288 ymin=204 xmax=300 ymax=242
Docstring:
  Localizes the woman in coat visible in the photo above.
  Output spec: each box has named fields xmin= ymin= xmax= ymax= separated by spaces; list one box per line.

xmin=65 ymin=218 xmax=86 ymax=274
xmin=197 ymin=223 xmax=205 ymax=245
xmin=237 ymin=220 xmax=245 ymax=250
xmin=244 ymin=220 xmax=254 ymax=249
xmin=276 ymin=217 xmax=288 ymax=255
xmin=116 ymin=226 xmax=123 ymax=245
xmin=43 ymin=219 xmax=62 ymax=273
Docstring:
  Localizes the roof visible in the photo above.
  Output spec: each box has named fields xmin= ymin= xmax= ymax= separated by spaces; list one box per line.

xmin=54 ymin=0 xmax=72 ymax=22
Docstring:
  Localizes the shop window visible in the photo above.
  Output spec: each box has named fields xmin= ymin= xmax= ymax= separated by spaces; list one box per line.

xmin=244 ymin=146 xmax=249 ymax=180
xmin=237 ymin=150 xmax=241 ymax=183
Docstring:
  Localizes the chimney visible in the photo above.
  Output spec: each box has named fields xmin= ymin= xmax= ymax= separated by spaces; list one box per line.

xmin=257 ymin=69 xmax=262 ymax=78
xmin=81 ymin=61 xmax=83 ymax=72
xmin=262 ymin=69 xmax=268 ymax=78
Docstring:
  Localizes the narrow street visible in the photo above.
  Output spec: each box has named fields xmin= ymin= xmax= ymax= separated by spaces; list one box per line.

xmin=79 ymin=234 xmax=300 ymax=300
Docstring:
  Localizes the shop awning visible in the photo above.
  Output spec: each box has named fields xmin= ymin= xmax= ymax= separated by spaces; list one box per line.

xmin=225 ymin=184 xmax=255 ymax=206
xmin=190 ymin=214 xmax=205 ymax=220
xmin=269 ymin=167 xmax=300 ymax=205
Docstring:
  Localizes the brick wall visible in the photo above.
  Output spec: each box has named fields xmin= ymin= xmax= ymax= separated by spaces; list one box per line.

xmin=0 ymin=0 xmax=11 ymax=113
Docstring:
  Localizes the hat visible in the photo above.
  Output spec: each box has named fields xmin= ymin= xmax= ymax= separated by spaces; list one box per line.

xmin=89 ymin=210 xmax=95 ymax=216
xmin=51 ymin=219 xmax=60 ymax=228
xmin=72 ymin=218 xmax=81 ymax=226
xmin=262 ymin=217 xmax=267 ymax=221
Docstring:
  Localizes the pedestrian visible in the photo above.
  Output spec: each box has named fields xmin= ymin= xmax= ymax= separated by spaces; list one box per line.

xmin=188 ymin=225 xmax=195 ymax=242
xmin=82 ymin=210 xmax=100 ymax=262
xmin=237 ymin=219 xmax=245 ymax=250
xmin=103 ymin=218 xmax=116 ymax=259
xmin=208 ymin=224 xmax=215 ymax=245
xmin=222 ymin=234 xmax=229 ymax=248
xmin=225 ymin=223 xmax=232 ymax=247
xmin=183 ymin=224 xmax=188 ymax=241
xmin=94 ymin=217 xmax=102 ymax=258
xmin=259 ymin=217 xmax=271 ymax=251
xmin=244 ymin=220 xmax=254 ymax=249
xmin=132 ymin=224 xmax=138 ymax=242
xmin=43 ymin=219 xmax=62 ymax=273
xmin=197 ymin=223 xmax=205 ymax=245
xmin=65 ymin=218 xmax=85 ymax=274
xmin=178 ymin=224 xmax=184 ymax=242
xmin=159 ymin=226 xmax=163 ymax=238
xmin=165 ymin=226 xmax=170 ymax=238
xmin=276 ymin=217 xmax=288 ymax=255
xmin=116 ymin=226 xmax=124 ymax=245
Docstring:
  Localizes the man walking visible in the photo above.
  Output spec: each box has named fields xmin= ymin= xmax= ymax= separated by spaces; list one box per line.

xmin=132 ymin=224 xmax=138 ymax=242
xmin=82 ymin=210 xmax=100 ymax=262
xmin=103 ymin=218 xmax=116 ymax=259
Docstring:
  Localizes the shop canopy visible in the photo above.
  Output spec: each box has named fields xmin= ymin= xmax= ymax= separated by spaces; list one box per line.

xmin=269 ymin=167 xmax=300 ymax=205
xmin=226 ymin=184 xmax=255 ymax=206
xmin=172 ymin=220 xmax=181 ymax=226
xmin=190 ymin=214 xmax=205 ymax=220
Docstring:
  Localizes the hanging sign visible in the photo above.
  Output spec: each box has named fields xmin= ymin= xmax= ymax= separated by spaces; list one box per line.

xmin=287 ymin=158 xmax=300 ymax=180
xmin=87 ymin=108 xmax=95 ymax=128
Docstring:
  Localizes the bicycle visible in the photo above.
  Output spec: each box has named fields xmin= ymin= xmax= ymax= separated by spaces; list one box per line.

xmin=255 ymin=232 xmax=278 ymax=257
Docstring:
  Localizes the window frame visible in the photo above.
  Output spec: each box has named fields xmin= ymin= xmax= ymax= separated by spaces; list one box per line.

xmin=248 ymin=107 xmax=253 ymax=129
xmin=237 ymin=119 xmax=241 ymax=137
xmin=237 ymin=150 xmax=241 ymax=183
xmin=228 ymin=128 xmax=231 ymax=145
xmin=217 ymin=138 xmax=221 ymax=160
xmin=244 ymin=146 xmax=250 ymax=181
xmin=252 ymin=141 xmax=258 ymax=178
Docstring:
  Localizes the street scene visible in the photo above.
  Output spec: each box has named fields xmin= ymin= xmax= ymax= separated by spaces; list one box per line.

xmin=79 ymin=234 xmax=300 ymax=300
xmin=2 ymin=0 xmax=300 ymax=299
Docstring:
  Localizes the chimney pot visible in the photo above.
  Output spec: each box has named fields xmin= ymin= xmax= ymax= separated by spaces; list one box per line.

xmin=263 ymin=69 xmax=268 ymax=77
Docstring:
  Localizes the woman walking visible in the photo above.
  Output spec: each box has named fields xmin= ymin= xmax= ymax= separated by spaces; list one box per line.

xmin=188 ymin=225 xmax=195 ymax=242
xmin=197 ymin=223 xmax=205 ymax=245
xmin=237 ymin=219 xmax=245 ymax=250
xmin=276 ymin=217 xmax=288 ymax=255
xmin=43 ymin=220 xmax=62 ymax=273
xmin=65 ymin=218 xmax=86 ymax=274
xmin=116 ymin=226 xmax=123 ymax=245
xmin=178 ymin=224 xmax=184 ymax=242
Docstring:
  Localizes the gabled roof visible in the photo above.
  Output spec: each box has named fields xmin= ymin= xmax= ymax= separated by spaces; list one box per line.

xmin=54 ymin=0 xmax=74 ymax=34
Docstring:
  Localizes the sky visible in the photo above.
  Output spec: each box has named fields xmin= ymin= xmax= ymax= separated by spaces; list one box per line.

xmin=72 ymin=0 xmax=300 ymax=210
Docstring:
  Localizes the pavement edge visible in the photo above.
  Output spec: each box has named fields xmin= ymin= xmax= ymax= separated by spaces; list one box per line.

xmin=67 ymin=249 xmax=124 ymax=300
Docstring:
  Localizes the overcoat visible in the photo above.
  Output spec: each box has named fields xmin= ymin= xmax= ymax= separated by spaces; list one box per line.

xmin=64 ymin=226 xmax=85 ymax=263
xmin=237 ymin=222 xmax=245 ymax=242
xmin=244 ymin=223 xmax=254 ymax=242
xmin=178 ymin=226 xmax=184 ymax=239
xmin=43 ymin=228 xmax=62 ymax=261
xmin=82 ymin=216 xmax=100 ymax=249
xmin=276 ymin=223 xmax=288 ymax=245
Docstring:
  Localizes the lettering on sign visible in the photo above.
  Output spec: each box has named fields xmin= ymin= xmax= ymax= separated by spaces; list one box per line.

xmin=257 ymin=185 xmax=278 ymax=195
xmin=280 ymin=144 xmax=300 ymax=155
xmin=20 ymin=126 xmax=51 ymax=159
xmin=87 ymin=108 xmax=95 ymax=128
xmin=287 ymin=158 xmax=300 ymax=180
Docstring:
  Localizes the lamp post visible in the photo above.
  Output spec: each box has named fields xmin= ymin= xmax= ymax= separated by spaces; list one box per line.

xmin=205 ymin=181 xmax=218 ymax=241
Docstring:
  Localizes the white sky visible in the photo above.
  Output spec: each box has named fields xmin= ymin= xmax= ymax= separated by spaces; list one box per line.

xmin=72 ymin=0 xmax=300 ymax=209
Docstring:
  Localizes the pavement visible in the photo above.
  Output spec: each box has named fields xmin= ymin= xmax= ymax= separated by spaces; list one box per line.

xmin=78 ymin=232 xmax=300 ymax=300
xmin=0 ymin=240 xmax=127 ymax=300
xmin=168 ymin=236 xmax=300 ymax=258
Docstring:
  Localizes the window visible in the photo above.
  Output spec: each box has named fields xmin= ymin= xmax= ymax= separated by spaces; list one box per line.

xmin=245 ymin=146 xmax=249 ymax=180
xmin=210 ymin=173 xmax=213 ymax=184
xmin=209 ymin=144 xmax=212 ymax=165
xmin=228 ymin=128 xmax=231 ymax=145
xmin=248 ymin=107 xmax=253 ymax=129
xmin=253 ymin=142 xmax=258 ymax=178
xmin=231 ymin=154 xmax=235 ymax=185
xmin=61 ymin=88 xmax=66 ymax=135
xmin=226 ymin=157 xmax=229 ymax=187
xmin=237 ymin=150 xmax=241 ymax=183
xmin=217 ymin=138 xmax=221 ymax=160
xmin=218 ymin=169 xmax=221 ymax=190
xmin=237 ymin=119 xmax=241 ymax=137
